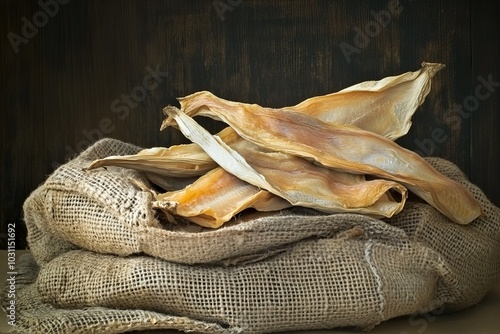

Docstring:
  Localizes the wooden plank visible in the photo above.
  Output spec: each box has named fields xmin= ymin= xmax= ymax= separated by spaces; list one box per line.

xmin=470 ymin=2 xmax=500 ymax=206
xmin=392 ymin=0 xmax=472 ymax=174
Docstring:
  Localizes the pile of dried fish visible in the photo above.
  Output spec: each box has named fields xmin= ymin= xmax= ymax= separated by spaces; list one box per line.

xmin=87 ymin=62 xmax=482 ymax=228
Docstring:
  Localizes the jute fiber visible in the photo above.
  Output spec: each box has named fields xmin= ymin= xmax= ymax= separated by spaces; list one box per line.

xmin=5 ymin=138 xmax=500 ymax=334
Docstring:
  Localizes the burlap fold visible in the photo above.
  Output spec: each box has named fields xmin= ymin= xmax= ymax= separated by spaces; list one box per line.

xmin=7 ymin=138 xmax=500 ymax=333
xmin=2 ymin=253 xmax=233 ymax=334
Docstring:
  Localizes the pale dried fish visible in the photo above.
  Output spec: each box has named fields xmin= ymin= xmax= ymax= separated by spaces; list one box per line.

xmin=162 ymin=62 xmax=444 ymax=141
xmin=163 ymin=107 xmax=280 ymax=194
xmin=167 ymin=92 xmax=482 ymax=225
xmin=290 ymin=62 xmax=445 ymax=140
xmin=87 ymin=63 xmax=442 ymax=178
xmin=153 ymin=167 xmax=291 ymax=228
xmin=163 ymin=106 xmax=407 ymax=223
xmin=232 ymin=137 xmax=407 ymax=217
xmin=85 ymin=127 xmax=240 ymax=177
xmin=85 ymin=145 xmax=214 ymax=177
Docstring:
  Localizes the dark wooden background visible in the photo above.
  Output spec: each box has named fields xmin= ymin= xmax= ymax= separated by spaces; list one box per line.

xmin=2 ymin=0 xmax=499 ymax=249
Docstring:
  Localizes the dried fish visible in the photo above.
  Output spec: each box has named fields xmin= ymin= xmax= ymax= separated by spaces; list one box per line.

xmin=153 ymin=167 xmax=291 ymax=228
xmin=86 ymin=145 xmax=214 ymax=177
xmin=162 ymin=62 xmax=444 ymax=140
xmin=231 ymin=137 xmax=407 ymax=217
xmin=88 ymin=63 xmax=473 ymax=226
xmin=163 ymin=106 xmax=407 ymax=224
xmin=86 ymin=127 xmax=241 ymax=177
xmin=290 ymin=62 xmax=445 ymax=140
xmin=89 ymin=63 xmax=442 ymax=177
xmin=166 ymin=92 xmax=481 ymax=225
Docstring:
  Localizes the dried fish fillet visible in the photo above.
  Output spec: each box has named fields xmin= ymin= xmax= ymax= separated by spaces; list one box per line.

xmin=151 ymin=124 xmax=407 ymax=226
xmin=85 ymin=127 xmax=240 ymax=177
xmin=86 ymin=145 xmax=214 ymax=177
xmin=162 ymin=63 xmax=444 ymax=141
xmin=290 ymin=62 xmax=445 ymax=140
xmin=232 ymin=138 xmax=407 ymax=217
xmin=164 ymin=106 xmax=407 ymax=222
xmin=166 ymin=93 xmax=482 ymax=225
xmin=153 ymin=167 xmax=291 ymax=228
xmin=87 ymin=63 xmax=442 ymax=178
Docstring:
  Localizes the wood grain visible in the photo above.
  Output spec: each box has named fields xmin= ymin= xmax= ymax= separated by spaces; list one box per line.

xmin=1 ymin=0 xmax=498 ymax=249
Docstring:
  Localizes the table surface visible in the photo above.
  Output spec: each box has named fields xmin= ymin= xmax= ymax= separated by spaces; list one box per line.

xmin=1 ymin=250 xmax=500 ymax=334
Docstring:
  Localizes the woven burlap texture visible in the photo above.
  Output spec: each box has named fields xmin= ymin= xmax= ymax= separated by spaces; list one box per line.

xmin=1 ymin=253 xmax=230 ymax=334
xmin=9 ymin=138 xmax=500 ymax=333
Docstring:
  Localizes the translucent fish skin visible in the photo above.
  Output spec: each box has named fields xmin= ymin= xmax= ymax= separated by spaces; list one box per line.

xmin=154 ymin=116 xmax=408 ymax=227
xmin=86 ymin=145 xmax=215 ymax=177
xmin=86 ymin=127 xmax=239 ymax=177
xmin=169 ymin=92 xmax=482 ymax=225
xmin=163 ymin=107 xmax=407 ymax=225
xmin=162 ymin=62 xmax=444 ymax=141
xmin=231 ymin=137 xmax=407 ymax=217
xmin=89 ymin=63 xmax=443 ymax=178
xmin=290 ymin=62 xmax=445 ymax=140
xmin=153 ymin=167 xmax=291 ymax=228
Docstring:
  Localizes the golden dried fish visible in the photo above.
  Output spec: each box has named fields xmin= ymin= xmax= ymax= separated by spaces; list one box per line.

xmin=153 ymin=167 xmax=291 ymax=228
xmin=85 ymin=127 xmax=241 ymax=177
xmin=232 ymin=137 xmax=407 ymax=217
xmin=86 ymin=145 xmax=214 ymax=177
xmin=88 ymin=63 xmax=453 ymax=227
xmin=163 ymin=106 xmax=408 ymax=223
xmin=162 ymin=62 xmax=444 ymax=140
xmin=166 ymin=92 xmax=481 ymax=225
xmin=290 ymin=62 xmax=445 ymax=140
xmin=88 ymin=63 xmax=442 ymax=177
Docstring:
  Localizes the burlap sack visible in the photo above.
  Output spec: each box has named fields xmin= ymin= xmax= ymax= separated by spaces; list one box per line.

xmin=24 ymin=138 xmax=390 ymax=266
xmin=7 ymin=138 xmax=500 ymax=333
